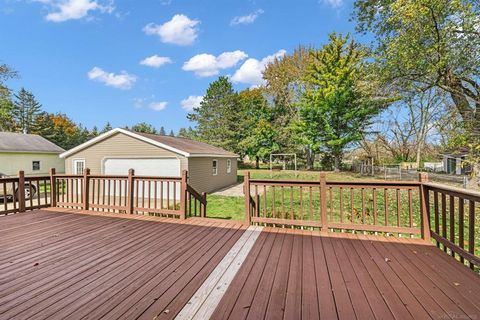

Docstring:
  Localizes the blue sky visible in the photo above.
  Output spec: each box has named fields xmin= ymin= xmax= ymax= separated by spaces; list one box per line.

xmin=0 ymin=0 xmax=358 ymax=133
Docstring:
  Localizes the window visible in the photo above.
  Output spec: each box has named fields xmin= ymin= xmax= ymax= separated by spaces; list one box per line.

xmin=73 ymin=159 xmax=85 ymax=175
xmin=212 ymin=160 xmax=218 ymax=176
xmin=226 ymin=159 xmax=232 ymax=174
xmin=32 ymin=161 xmax=40 ymax=171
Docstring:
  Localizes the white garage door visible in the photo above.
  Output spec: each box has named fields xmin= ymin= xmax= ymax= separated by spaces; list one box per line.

xmin=104 ymin=158 xmax=181 ymax=177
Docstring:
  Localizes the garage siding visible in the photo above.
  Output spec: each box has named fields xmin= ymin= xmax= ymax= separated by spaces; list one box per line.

xmin=187 ymin=157 xmax=237 ymax=193
xmin=64 ymin=132 xmax=188 ymax=175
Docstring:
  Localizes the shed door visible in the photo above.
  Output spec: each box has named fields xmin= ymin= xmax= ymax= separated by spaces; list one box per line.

xmin=104 ymin=158 xmax=181 ymax=177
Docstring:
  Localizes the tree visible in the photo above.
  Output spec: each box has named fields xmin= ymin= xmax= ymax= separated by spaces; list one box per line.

xmin=13 ymin=88 xmax=42 ymax=134
xmin=178 ymin=127 xmax=187 ymax=137
xmin=169 ymin=129 xmax=175 ymax=137
xmin=0 ymin=63 xmax=17 ymax=131
xmin=238 ymin=88 xmax=278 ymax=168
xmin=131 ymin=122 xmax=157 ymax=134
xmin=188 ymin=76 xmax=242 ymax=153
xmin=101 ymin=122 xmax=112 ymax=133
xmin=297 ymin=33 xmax=386 ymax=171
xmin=159 ymin=126 xmax=166 ymax=135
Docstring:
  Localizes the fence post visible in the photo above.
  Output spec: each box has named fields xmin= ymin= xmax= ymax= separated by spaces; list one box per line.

xmin=127 ymin=169 xmax=134 ymax=214
xmin=18 ymin=170 xmax=26 ymax=213
xmin=49 ymin=168 xmax=56 ymax=207
xmin=419 ymin=173 xmax=431 ymax=241
xmin=180 ymin=170 xmax=187 ymax=219
xmin=320 ymin=172 xmax=328 ymax=231
xmin=201 ymin=192 xmax=207 ymax=218
xmin=244 ymin=171 xmax=251 ymax=225
xmin=83 ymin=168 xmax=90 ymax=211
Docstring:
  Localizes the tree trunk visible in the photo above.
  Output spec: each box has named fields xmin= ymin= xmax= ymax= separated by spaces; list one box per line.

xmin=415 ymin=140 xmax=423 ymax=168
xmin=333 ymin=155 xmax=341 ymax=172
xmin=255 ymin=156 xmax=260 ymax=169
xmin=305 ymin=148 xmax=314 ymax=170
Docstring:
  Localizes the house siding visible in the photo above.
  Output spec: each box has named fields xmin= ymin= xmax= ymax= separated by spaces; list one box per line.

xmin=0 ymin=152 xmax=64 ymax=176
xmin=187 ymin=157 xmax=238 ymax=193
xmin=64 ymin=132 xmax=188 ymax=174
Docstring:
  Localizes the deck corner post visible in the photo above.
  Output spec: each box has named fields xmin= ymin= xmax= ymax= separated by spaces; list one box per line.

xmin=201 ymin=192 xmax=207 ymax=218
xmin=180 ymin=170 xmax=187 ymax=219
xmin=127 ymin=169 xmax=135 ymax=214
xmin=419 ymin=172 xmax=431 ymax=241
xmin=83 ymin=168 xmax=90 ymax=211
xmin=18 ymin=170 xmax=26 ymax=212
xmin=244 ymin=171 xmax=251 ymax=225
xmin=49 ymin=168 xmax=56 ymax=207
xmin=320 ymin=172 xmax=328 ymax=231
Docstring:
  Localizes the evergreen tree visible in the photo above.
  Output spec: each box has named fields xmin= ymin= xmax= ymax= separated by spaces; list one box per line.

xmin=131 ymin=122 xmax=157 ymax=134
xmin=13 ymin=88 xmax=42 ymax=134
xmin=101 ymin=122 xmax=112 ymax=133
xmin=178 ymin=127 xmax=187 ymax=137
xmin=169 ymin=129 xmax=175 ymax=137
xmin=187 ymin=76 xmax=242 ymax=153
xmin=159 ymin=126 xmax=166 ymax=135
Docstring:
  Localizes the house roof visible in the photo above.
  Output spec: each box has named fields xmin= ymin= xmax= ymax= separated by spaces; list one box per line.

xmin=60 ymin=128 xmax=238 ymax=158
xmin=0 ymin=132 xmax=64 ymax=154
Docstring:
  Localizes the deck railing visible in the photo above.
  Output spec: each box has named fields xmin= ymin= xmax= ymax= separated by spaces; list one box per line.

xmin=0 ymin=171 xmax=51 ymax=215
xmin=244 ymin=171 xmax=479 ymax=269
xmin=0 ymin=168 xmax=206 ymax=219
xmin=51 ymin=168 xmax=206 ymax=219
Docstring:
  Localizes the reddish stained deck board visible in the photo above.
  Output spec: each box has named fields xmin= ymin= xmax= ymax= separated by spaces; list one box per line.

xmin=0 ymin=209 xmax=246 ymax=320
xmin=211 ymin=228 xmax=480 ymax=320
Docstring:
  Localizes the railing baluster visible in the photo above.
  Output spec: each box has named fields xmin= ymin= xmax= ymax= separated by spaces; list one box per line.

xmin=408 ymin=189 xmax=413 ymax=228
xmin=442 ymin=193 xmax=447 ymax=252
xmin=272 ymin=186 xmax=276 ymax=218
xmin=351 ymin=188 xmax=354 ymax=223
xmin=449 ymin=195 xmax=455 ymax=257
xmin=361 ymin=188 xmax=365 ymax=224
xmin=434 ymin=191 xmax=439 ymax=248
xmin=339 ymin=187 xmax=344 ymax=223
xmin=459 ymin=198 xmax=465 ymax=263
xmin=373 ymin=188 xmax=377 ymax=225
xmin=384 ymin=188 xmax=388 ymax=226
xmin=396 ymin=189 xmax=401 ymax=227
xmin=468 ymin=200 xmax=475 ymax=270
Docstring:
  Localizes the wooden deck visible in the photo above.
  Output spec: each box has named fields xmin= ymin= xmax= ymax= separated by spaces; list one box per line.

xmin=0 ymin=210 xmax=479 ymax=319
xmin=211 ymin=228 xmax=480 ymax=320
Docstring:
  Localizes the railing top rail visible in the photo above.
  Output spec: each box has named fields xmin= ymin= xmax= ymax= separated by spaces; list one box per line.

xmin=249 ymin=178 xmax=421 ymax=188
xmin=134 ymin=175 xmax=182 ymax=181
xmin=0 ymin=177 xmax=20 ymax=183
xmin=424 ymin=182 xmax=480 ymax=202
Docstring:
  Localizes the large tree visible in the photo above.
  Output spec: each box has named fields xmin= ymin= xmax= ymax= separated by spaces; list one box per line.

xmin=354 ymin=0 xmax=480 ymax=136
xmin=13 ymin=88 xmax=41 ymax=134
xmin=188 ymin=76 xmax=243 ymax=154
xmin=297 ymin=33 xmax=385 ymax=171
xmin=0 ymin=64 xmax=18 ymax=131
xmin=131 ymin=122 xmax=157 ymax=134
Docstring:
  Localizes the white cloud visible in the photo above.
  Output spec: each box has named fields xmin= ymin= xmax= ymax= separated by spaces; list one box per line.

xmin=182 ymin=50 xmax=248 ymax=77
xmin=181 ymin=95 xmax=203 ymax=112
xmin=232 ymin=49 xmax=286 ymax=87
xmin=230 ymin=9 xmax=264 ymax=26
xmin=38 ymin=0 xmax=114 ymax=22
xmin=140 ymin=55 xmax=172 ymax=68
xmin=148 ymin=101 xmax=168 ymax=111
xmin=320 ymin=0 xmax=343 ymax=9
xmin=143 ymin=14 xmax=199 ymax=46
xmin=87 ymin=67 xmax=136 ymax=89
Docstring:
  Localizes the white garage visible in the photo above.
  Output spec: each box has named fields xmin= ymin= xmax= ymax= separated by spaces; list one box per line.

xmin=103 ymin=158 xmax=181 ymax=177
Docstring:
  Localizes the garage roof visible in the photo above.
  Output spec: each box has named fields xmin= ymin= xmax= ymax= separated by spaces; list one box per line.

xmin=0 ymin=132 xmax=65 ymax=154
xmin=60 ymin=128 xmax=238 ymax=158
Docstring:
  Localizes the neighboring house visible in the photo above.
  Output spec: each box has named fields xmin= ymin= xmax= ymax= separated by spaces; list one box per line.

xmin=0 ymin=132 xmax=65 ymax=176
xmin=442 ymin=147 xmax=470 ymax=175
xmin=60 ymin=128 xmax=238 ymax=193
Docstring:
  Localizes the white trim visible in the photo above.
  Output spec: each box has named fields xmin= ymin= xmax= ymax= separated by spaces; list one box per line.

xmin=72 ymin=159 xmax=85 ymax=175
xmin=212 ymin=159 xmax=218 ymax=176
xmin=188 ymin=154 xmax=238 ymax=158
xmin=59 ymin=128 xmax=239 ymax=159
xmin=100 ymin=156 xmax=182 ymax=175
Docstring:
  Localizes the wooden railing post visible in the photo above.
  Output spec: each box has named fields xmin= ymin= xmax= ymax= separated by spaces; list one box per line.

xmin=419 ymin=173 xmax=431 ymax=241
xmin=127 ymin=169 xmax=134 ymax=214
xmin=49 ymin=168 xmax=56 ymax=207
xmin=180 ymin=170 xmax=187 ymax=219
xmin=18 ymin=170 xmax=26 ymax=213
xmin=201 ymin=192 xmax=207 ymax=218
xmin=244 ymin=171 xmax=251 ymax=225
xmin=83 ymin=168 xmax=90 ymax=211
xmin=320 ymin=172 xmax=328 ymax=231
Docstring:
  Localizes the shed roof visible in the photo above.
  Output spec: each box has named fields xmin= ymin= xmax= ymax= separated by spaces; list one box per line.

xmin=60 ymin=128 xmax=238 ymax=158
xmin=0 ymin=132 xmax=64 ymax=153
